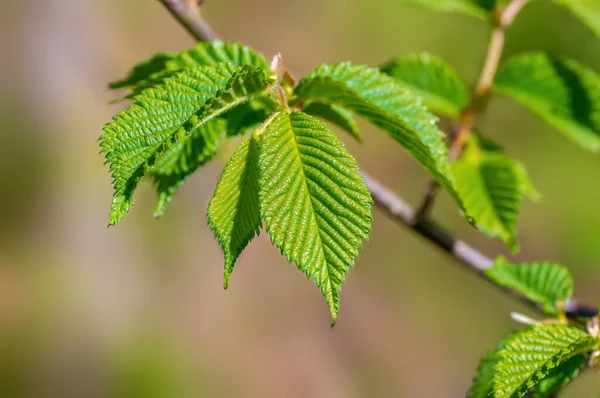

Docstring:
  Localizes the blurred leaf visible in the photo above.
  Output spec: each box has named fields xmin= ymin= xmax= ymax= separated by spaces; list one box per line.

xmin=397 ymin=0 xmax=497 ymax=19
xmin=471 ymin=324 xmax=597 ymax=398
xmin=551 ymin=0 xmax=600 ymax=37
xmin=109 ymin=52 xmax=177 ymax=89
xmin=152 ymin=119 xmax=226 ymax=218
xmin=532 ymin=353 xmax=586 ymax=397
xmin=100 ymin=64 xmax=269 ymax=225
xmin=380 ymin=53 xmax=468 ymax=118
xmin=110 ymin=41 xmax=269 ymax=98
xmin=225 ymin=101 xmax=271 ymax=137
xmin=208 ymin=135 xmax=262 ymax=288
xmin=452 ymin=135 xmax=536 ymax=250
xmin=302 ymin=101 xmax=361 ymax=141
xmin=258 ymin=111 xmax=372 ymax=323
xmin=294 ymin=62 xmax=462 ymax=209
xmin=494 ymin=53 xmax=600 ymax=152
xmin=485 ymin=257 xmax=573 ymax=315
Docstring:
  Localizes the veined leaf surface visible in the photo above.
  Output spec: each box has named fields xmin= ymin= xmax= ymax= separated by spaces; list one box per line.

xmin=258 ymin=111 xmax=372 ymax=323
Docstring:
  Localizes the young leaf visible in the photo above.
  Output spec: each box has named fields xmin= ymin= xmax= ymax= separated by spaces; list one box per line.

xmin=293 ymin=62 xmax=461 ymax=207
xmin=490 ymin=324 xmax=597 ymax=398
xmin=302 ymin=102 xmax=361 ymax=141
xmin=485 ymin=257 xmax=573 ymax=315
xmin=152 ymin=119 xmax=226 ymax=218
xmin=452 ymin=135 xmax=535 ymax=250
xmin=397 ymin=0 xmax=497 ymax=20
xmin=208 ymin=135 xmax=262 ymax=288
xmin=532 ymin=354 xmax=586 ymax=397
xmin=108 ymin=52 xmax=177 ymax=89
xmin=110 ymin=40 xmax=269 ymax=97
xmin=100 ymin=64 xmax=269 ymax=225
xmin=551 ymin=0 xmax=600 ymax=37
xmin=494 ymin=53 xmax=600 ymax=152
xmin=258 ymin=111 xmax=372 ymax=323
xmin=380 ymin=53 xmax=468 ymax=118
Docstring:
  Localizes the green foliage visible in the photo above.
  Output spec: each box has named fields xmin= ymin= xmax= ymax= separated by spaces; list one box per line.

xmin=452 ymin=135 xmax=536 ymax=250
xmin=470 ymin=324 xmax=598 ymax=398
xmin=551 ymin=0 xmax=600 ymax=37
xmin=100 ymin=64 xmax=269 ymax=225
xmin=293 ymin=62 xmax=461 ymax=207
xmin=380 ymin=53 xmax=469 ymax=118
xmin=109 ymin=40 xmax=269 ymax=97
xmin=152 ymin=119 xmax=226 ymax=218
xmin=494 ymin=53 xmax=600 ymax=152
xmin=258 ymin=111 xmax=372 ymax=323
xmin=398 ymin=0 xmax=497 ymax=19
xmin=302 ymin=102 xmax=361 ymax=141
xmin=208 ymin=135 xmax=262 ymax=288
xmin=532 ymin=354 xmax=586 ymax=397
xmin=485 ymin=257 xmax=573 ymax=315
xmin=108 ymin=52 xmax=176 ymax=90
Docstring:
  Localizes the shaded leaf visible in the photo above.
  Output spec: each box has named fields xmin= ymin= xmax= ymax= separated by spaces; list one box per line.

xmin=302 ymin=101 xmax=361 ymax=141
xmin=380 ymin=53 xmax=468 ymax=118
xmin=258 ymin=111 xmax=372 ymax=323
xmin=490 ymin=324 xmax=596 ymax=398
xmin=452 ymin=135 xmax=536 ymax=250
xmin=294 ymin=62 xmax=461 ymax=207
xmin=532 ymin=354 xmax=586 ymax=397
xmin=494 ymin=53 xmax=600 ymax=152
xmin=110 ymin=40 xmax=269 ymax=99
xmin=485 ymin=257 xmax=573 ymax=315
xmin=152 ymin=119 xmax=226 ymax=218
xmin=551 ymin=0 xmax=600 ymax=37
xmin=109 ymin=52 xmax=177 ymax=89
xmin=208 ymin=135 xmax=262 ymax=288
xmin=398 ymin=0 xmax=497 ymax=19
xmin=100 ymin=64 xmax=269 ymax=225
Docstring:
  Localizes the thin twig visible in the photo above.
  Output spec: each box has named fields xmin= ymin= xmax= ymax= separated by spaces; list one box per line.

xmin=156 ymin=0 xmax=597 ymax=320
xmin=158 ymin=0 xmax=217 ymax=42
xmin=416 ymin=0 xmax=527 ymax=217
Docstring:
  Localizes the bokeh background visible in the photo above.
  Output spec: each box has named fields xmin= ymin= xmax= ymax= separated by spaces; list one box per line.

xmin=1 ymin=0 xmax=600 ymax=396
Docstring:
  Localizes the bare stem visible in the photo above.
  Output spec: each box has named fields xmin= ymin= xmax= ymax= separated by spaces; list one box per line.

xmin=155 ymin=0 xmax=597 ymax=320
xmin=416 ymin=0 xmax=527 ymax=216
xmin=159 ymin=0 xmax=217 ymax=42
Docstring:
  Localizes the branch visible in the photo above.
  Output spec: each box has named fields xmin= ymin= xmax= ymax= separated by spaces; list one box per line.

xmin=155 ymin=0 xmax=597 ymax=319
xmin=159 ymin=0 xmax=217 ymax=42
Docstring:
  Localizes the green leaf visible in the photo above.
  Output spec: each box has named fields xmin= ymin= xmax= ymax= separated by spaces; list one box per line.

xmin=100 ymin=64 xmax=269 ymax=225
xmin=494 ymin=53 xmax=600 ymax=152
xmin=551 ymin=0 xmax=600 ymax=37
xmin=380 ymin=53 xmax=468 ymax=118
xmin=294 ymin=62 xmax=461 ymax=207
xmin=152 ymin=119 xmax=226 ymax=218
xmin=108 ymin=52 xmax=177 ymax=89
xmin=532 ymin=354 xmax=586 ymax=397
xmin=398 ymin=0 xmax=497 ymax=19
xmin=302 ymin=102 xmax=361 ymax=141
xmin=110 ymin=40 xmax=269 ymax=98
xmin=224 ymin=101 xmax=271 ymax=137
xmin=452 ymin=135 xmax=535 ymax=250
xmin=485 ymin=257 xmax=573 ymax=315
xmin=208 ymin=135 xmax=262 ymax=288
xmin=470 ymin=325 xmax=595 ymax=398
xmin=491 ymin=324 xmax=596 ymax=398
xmin=258 ymin=111 xmax=372 ymax=323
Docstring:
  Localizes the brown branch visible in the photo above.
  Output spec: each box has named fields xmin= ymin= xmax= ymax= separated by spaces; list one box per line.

xmin=158 ymin=0 xmax=217 ymax=42
xmin=156 ymin=0 xmax=597 ymax=320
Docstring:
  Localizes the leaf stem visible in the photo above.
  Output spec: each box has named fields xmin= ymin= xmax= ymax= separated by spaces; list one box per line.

xmin=155 ymin=0 xmax=597 ymax=320
xmin=416 ymin=0 xmax=529 ymax=217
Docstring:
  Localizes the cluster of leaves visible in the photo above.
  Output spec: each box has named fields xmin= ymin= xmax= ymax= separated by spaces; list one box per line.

xmin=101 ymin=0 xmax=600 ymax=394
xmin=394 ymin=0 xmax=600 ymax=396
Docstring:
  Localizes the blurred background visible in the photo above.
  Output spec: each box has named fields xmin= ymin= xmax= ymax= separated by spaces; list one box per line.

xmin=1 ymin=0 xmax=600 ymax=396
